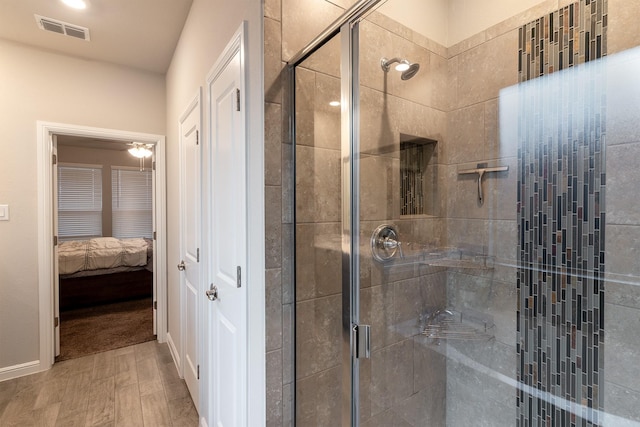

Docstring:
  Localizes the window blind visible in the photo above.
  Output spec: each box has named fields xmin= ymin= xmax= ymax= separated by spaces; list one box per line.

xmin=112 ymin=168 xmax=153 ymax=239
xmin=58 ymin=165 xmax=103 ymax=240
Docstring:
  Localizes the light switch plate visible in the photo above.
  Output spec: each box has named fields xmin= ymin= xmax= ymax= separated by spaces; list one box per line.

xmin=0 ymin=205 xmax=9 ymax=221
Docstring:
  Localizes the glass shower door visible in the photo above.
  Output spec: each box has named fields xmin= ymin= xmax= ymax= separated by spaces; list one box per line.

xmin=293 ymin=34 xmax=349 ymax=426
xmin=354 ymin=14 xmax=451 ymax=425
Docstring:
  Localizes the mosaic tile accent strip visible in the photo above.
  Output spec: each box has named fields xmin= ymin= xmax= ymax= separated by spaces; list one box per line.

xmin=518 ymin=0 xmax=608 ymax=82
xmin=516 ymin=1 xmax=607 ymax=425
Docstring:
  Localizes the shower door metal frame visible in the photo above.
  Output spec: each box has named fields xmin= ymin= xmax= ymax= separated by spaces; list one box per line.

xmin=288 ymin=1 xmax=384 ymax=425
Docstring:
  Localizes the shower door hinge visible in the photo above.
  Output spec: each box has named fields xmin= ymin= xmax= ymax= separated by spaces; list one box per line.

xmin=152 ymin=161 xmax=156 ymax=171
xmin=53 ymin=235 xmax=58 ymax=246
xmin=236 ymin=266 xmax=241 ymax=288
xmin=197 ymin=365 xmax=200 ymax=380
xmin=54 ymin=317 xmax=59 ymax=327
xmin=196 ymin=130 xmax=199 ymax=145
xmin=153 ymin=231 xmax=156 ymax=240
xmin=197 ymin=248 xmax=200 ymax=263
xmin=236 ymin=88 xmax=241 ymax=111
xmin=153 ymin=300 xmax=157 ymax=310
xmin=354 ymin=324 xmax=371 ymax=359
xmin=52 ymin=154 xmax=57 ymax=165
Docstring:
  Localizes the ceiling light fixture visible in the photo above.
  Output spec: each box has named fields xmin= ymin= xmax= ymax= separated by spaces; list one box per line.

xmin=329 ymin=101 xmax=340 ymax=107
xmin=61 ymin=0 xmax=87 ymax=10
xmin=128 ymin=143 xmax=153 ymax=171
xmin=128 ymin=143 xmax=153 ymax=158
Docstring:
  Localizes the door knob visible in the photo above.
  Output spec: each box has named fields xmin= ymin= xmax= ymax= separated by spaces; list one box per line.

xmin=206 ymin=284 xmax=218 ymax=301
xmin=177 ymin=260 xmax=186 ymax=271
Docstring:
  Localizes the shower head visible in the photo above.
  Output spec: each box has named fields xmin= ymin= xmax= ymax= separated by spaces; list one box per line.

xmin=380 ymin=57 xmax=420 ymax=80
xmin=401 ymin=62 xmax=420 ymax=80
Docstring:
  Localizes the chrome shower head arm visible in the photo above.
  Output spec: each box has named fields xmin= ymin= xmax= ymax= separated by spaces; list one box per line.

xmin=380 ymin=57 xmax=402 ymax=71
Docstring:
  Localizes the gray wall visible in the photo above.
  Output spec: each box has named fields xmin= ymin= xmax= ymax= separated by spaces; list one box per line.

xmin=0 ymin=39 xmax=165 ymax=370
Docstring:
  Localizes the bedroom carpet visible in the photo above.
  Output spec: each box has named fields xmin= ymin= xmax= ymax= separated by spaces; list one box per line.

xmin=57 ymin=297 xmax=155 ymax=361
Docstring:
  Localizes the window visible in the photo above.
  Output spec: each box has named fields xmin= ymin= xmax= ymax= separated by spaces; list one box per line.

xmin=112 ymin=167 xmax=153 ymax=238
xmin=58 ymin=164 xmax=103 ymax=240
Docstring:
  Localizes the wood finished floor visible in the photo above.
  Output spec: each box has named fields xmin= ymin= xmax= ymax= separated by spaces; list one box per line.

xmin=0 ymin=341 xmax=198 ymax=426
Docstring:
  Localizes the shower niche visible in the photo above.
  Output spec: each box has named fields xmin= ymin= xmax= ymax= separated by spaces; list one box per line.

xmin=399 ymin=133 xmax=438 ymax=217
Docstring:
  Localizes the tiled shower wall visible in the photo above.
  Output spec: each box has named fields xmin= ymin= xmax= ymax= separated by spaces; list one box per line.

xmin=516 ymin=1 xmax=607 ymax=424
xmin=264 ymin=0 xmax=640 ymax=425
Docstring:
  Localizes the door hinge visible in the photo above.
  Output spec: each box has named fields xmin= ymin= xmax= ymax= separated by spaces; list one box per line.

xmin=354 ymin=324 xmax=371 ymax=359
xmin=152 ymin=161 xmax=156 ymax=171
xmin=197 ymin=248 xmax=200 ymax=263
xmin=54 ymin=317 xmax=59 ymax=327
xmin=196 ymin=130 xmax=199 ymax=145
xmin=197 ymin=365 xmax=200 ymax=380
xmin=236 ymin=88 xmax=241 ymax=111
xmin=236 ymin=266 xmax=241 ymax=288
xmin=153 ymin=300 xmax=157 ymax=310
xmin=153 ymin=231 xmax=157 ymax=240
xmin=53 ymin=236 xmax=58 ymax=246
xmin=52 ymin=154 xmax=57 ymax=165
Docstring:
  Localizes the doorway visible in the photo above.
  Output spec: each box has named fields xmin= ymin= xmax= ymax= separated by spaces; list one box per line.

xmin=37 ymin=121 xmax=168 ymax=369
xmin=55 ymin=135 xmax=157 ymax=361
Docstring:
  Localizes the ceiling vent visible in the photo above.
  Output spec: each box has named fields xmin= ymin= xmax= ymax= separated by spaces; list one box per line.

xmin=34 ymin=15 xmax=90 ymax=41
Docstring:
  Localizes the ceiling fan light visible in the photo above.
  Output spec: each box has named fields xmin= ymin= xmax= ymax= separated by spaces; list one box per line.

xmin=128 ymin=145 xmax=153 ymax=158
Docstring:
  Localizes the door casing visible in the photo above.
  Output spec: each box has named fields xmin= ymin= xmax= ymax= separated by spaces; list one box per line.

xmin=37 ymin=121 xmax=168 ymax=369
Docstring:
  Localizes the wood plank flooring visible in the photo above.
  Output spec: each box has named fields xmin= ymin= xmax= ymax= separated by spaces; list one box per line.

xmin=0 ymin=341 xmax=198 ymax=426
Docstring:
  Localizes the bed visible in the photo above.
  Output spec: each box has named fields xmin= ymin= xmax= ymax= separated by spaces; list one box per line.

xmin=58 ymin=237 xmax=153 ymax=310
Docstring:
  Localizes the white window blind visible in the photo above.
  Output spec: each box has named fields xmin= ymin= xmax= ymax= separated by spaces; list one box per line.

xmin=58 ymin=164 xmax=103 ymax=240
xmin=112 ymin=168 xmax=153 ymax=239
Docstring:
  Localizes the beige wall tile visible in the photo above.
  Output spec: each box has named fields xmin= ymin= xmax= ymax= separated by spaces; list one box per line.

xmin=369 ymin=339 xmax=414 ymax=414
xmin=298 ymin=35 xmax=342 ymax=79
xmin=295 ymin=366 xmax=342 ymax=425
xmin=266 ymin=350 xmax=283 ymax=427
xmin=295 ymin=294 xmax=342 ymax=378
xmin=608 ymin=0 xmax=640 ymax=54
xmin=295 ymin=146 xmax=341 ymax=223
xmin=282 ymin=0 xmax=343 ymax=62
xmin=266 ymin=185 xmax=283 ymax=269
xmin=265 ymin=17 xmax=284 ymax=105
xmin=295 ymin=223 xmax=342 ymax=301
xmin=455 ymin=30 xmax=519 ymax=109
xmin=264 ymin=0 xmax=281 ymax=21
xmin=266 ymin=102 xmax=283 ymax=186
xmin=266 ymin=268 xmax=283 ymax=352
xmin=446 ymin=104 xmax=485 ymax=165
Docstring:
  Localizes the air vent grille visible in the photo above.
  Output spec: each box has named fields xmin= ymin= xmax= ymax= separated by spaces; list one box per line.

xmin=35 ymin=15 xmax=90 ymax=41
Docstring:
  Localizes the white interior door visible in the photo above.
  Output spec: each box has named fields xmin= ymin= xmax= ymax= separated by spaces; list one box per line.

xmin=179 ymin=93 xmax=202 ymax=410
xmin=207 ymin=33 xmax=248 ymax=427
xmin=52 ymin=136 xmax=60 ymax=357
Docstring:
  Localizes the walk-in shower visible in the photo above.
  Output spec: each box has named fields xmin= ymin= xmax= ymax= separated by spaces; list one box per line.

xmin=287 ymin=0 xmax=640 ymax=425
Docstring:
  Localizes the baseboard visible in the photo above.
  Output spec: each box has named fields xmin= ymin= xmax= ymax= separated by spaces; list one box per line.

xmin=0 ymin=360 xmax=42 ymax=382
xmin=166 ymin=332 xmax=181 ymax=374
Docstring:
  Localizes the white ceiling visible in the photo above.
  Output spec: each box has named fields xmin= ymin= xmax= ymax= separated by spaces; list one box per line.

xmin=0 ymin=0 xmax=193 ymax=74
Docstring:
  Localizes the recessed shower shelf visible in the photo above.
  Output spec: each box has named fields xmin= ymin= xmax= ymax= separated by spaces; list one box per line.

xmin=421 ymin=309 xmax=495 ymax=342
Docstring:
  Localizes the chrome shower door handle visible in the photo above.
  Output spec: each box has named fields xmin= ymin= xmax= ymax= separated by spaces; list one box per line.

xmin=206 ymin=284 xmax=218 ymax=301
xmin=177 ymin=260 xmax=186 ymax=271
